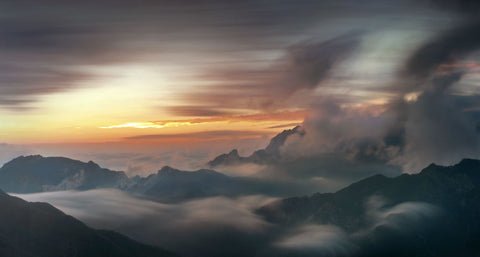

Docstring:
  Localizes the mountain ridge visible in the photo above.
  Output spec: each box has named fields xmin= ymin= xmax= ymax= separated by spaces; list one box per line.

xmin=0 ymin=189 xmax=178 ymax=257
xmin=255 ymin=158 xmax=480 ymax=256
xmin=208 ymin=126 xmax=304 ymax=167
xmin=0 ymin=155 xmax=131 ymax=193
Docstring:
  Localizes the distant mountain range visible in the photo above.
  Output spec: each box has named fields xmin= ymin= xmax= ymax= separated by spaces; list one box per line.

xmin=128 ymin=165 xmax=240 ymax=202
xmin=0 ymin=188 xmax=177 ymax=257
xmin=208 ymin=126 xmax=304 ymax=167
xmin=2 ymin=151 xmax=480 ymax=256
xmin=0 ymin=154 xmax=305 ymax=202
xmin=257 ymin=158 xmax=480 ymax=256
xmin=0 ymin=155 xmax=130 ymax=193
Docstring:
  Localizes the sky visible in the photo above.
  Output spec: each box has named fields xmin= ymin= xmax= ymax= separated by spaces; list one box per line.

xmin=2 ymin=0 xmax=480 ymax=176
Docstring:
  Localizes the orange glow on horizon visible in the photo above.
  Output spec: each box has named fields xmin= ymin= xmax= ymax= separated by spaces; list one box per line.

xmin=1 ymin=110 xmax=305 ymax=145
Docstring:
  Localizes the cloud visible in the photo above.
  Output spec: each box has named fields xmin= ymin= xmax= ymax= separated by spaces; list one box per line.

xmin=271 ymin=196 xmax=442 ymax=256
xmin=363 ymin=196 xmax=441 ymax=232
xmin=124 ymin=130 xmax=273 ymax=141
xmin=165 ymin=106 xmax=233 ymax=117
xmin=0 ymin=15 xmax=124 ymax=109
xmin=100 ymin=110 xmax=305 ymax=129
xmin=273 ymin=17 xmax=480 ymax=174
xmin=14 ymin=189 xmax=276 ymax=257
xmin=0 ymin=0 xmax=404 ymax=110
xmin=175 ymin=31 xmax=364 ymax=112
xmin=275 ymin=225 xmax=356 ymax=255
xmin=267 ymin=123 xmax=302 ymax=129
xmin=403 ymin=20 xmax=480 ymax=84
xmin=11 ymin=190 xmax=453 ymax=257
xmin=389 ymin=19 xmax=480 ymax=171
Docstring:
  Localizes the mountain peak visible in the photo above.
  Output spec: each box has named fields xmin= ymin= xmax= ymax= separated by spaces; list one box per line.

xmin=457 ymin=158 xmax=480 ymax=169
xmin=228 ymin=149 xmax=239 ymax=157
xmin=208 ymin=125 xmax=304 ymax=167
xmin=158 ymin=166 xmax=181 ymax=174
xmin=87 ymin=160 xmax=100 ymax=168
xmin=264 ymin=126 xmax=304 ymax=155
xmin=420 ymin=159 xmax=480 ymax=177
xmin=0 ymin=155 xmax=130 ymax=193
xmin=207 ymin=149 xmax=242 ymax=167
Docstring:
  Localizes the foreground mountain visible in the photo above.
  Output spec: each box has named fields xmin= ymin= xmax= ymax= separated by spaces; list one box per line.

xmin=0 ymin=155 xmax=131 ymax=193
xmin=257 ymin=158 xmax=480 ymax=256
xmin=0 ymin=188 xmax=177 ymax=257
xmin=208 ymin=126 xmax=304 ymax=167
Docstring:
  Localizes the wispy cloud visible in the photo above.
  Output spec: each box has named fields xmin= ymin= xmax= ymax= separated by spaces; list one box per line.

xmin=124 ymin=130 xmax=273 ymax=141
xmin=14 ymin=190 xmax=276 ymax=257
xmin=100 ymin=122 xmax=193 ymax=129
xmin=100 ymin=111 xmax=305 ymax=129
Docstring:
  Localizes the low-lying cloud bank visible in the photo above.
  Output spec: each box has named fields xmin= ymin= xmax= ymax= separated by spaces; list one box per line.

xmin=273 ymin=197 xmax=442 ymax=257
xmin=14 ymin=190 xmax=450 ymax=257
xmin=14 ymin=189 xmax=277 ymax=257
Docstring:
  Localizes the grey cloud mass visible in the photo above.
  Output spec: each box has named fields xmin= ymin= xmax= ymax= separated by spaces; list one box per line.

xmin=13 ymin=190 xmax=444 ymax=257
xmin=14 ymin=190 xmax=277 ymax=257
xmin=0 ymin=0 xmax=460 ymax=111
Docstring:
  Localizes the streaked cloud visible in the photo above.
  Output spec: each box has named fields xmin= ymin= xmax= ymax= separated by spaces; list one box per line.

xmin=100 ymin=110 xmax=305 ymax=130
xmin=100 ymin=122 xmax=192 ymax=129
xmin=124 ymin=130 xmax=274 ymax=141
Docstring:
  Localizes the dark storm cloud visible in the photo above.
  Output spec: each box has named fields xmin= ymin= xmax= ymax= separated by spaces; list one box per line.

xmin=0 ymin=0 xmax=344 ymax=109
xmin=0 ymin=64 xmax=91 ymax=108
xmin=174 ymin=31 xmax=363 ymax=112
xmin=403 ymin=20 xmax=480 ymax=83
xmin=389 ymin=18 xmax=480 ymax=170
xmin=275 ymin=15 xmax=480 ymax=173
xmin=274 ymin=31 xmax=363 ymax=96
xmin=0 ymin=16 xmax=123 ymax=109
xmin=0 ymin=0 xmax=427 ymax=110
xmin=430 ymin=0 xmax=480 ymax=14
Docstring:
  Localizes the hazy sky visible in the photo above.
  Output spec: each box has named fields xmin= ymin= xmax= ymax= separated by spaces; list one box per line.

xmin=2 ymin=0 xmax=480 ymax=174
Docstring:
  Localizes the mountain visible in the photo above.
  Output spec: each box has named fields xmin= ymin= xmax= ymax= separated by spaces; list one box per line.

xmin=128 ymin=166 xmax=239 ymax=202
xmin=208 ymin=126 xmax=304 ymax=167
xmin=127 ymin=165 xmax=310 ymax=203
xmin=0 ymin=155 xmax=131 ymax=193
xmin=257 ymin=158 xmax=480 ymax=256
xmin=0 ymin=188 xmax=177 ymax=257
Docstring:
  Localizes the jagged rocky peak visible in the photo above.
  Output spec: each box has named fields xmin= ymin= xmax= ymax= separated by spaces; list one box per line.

xmin=227 ymin=149 xmax=239 ymax=157
xmin=208 ymin=125 xmax=304 ymax=167
xmin=265 ymin=125 xmax=304 ymax=155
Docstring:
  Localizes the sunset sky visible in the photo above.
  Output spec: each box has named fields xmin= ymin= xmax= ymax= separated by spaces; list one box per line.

xmin=2 ymin=0 xmax=480 ymax=175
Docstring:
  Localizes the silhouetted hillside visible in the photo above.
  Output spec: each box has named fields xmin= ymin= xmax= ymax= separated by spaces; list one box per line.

xmin=0 ymin=188 xmax=178 ymax=257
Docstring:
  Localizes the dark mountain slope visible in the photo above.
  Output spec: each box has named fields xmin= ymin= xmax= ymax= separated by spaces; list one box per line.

xmin=258 ymin=158 xmax=480 ymax=228
xmin=257 ymin=159 xmax=480 ymax=256
xmin=0 ymin=188 xmax=177 ymax=257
